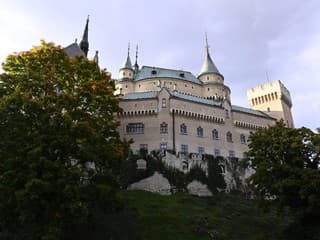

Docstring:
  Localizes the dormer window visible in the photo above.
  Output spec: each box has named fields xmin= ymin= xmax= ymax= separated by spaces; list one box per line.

xmin=151 ymin=70 xmax=157 ymax=75
xmin=179 ymin=73 xmax=185 ymax=78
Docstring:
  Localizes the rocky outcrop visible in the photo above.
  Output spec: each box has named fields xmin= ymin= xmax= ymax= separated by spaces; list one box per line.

xmin=127 ymin=172 xmax=171 ymax=195
xmin=187 ymin=180 xmax=213 ymax=197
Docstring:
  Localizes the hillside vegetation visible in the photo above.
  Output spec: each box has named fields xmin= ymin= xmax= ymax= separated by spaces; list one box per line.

xmin=119 ymin=190 xmax=291 ymax=240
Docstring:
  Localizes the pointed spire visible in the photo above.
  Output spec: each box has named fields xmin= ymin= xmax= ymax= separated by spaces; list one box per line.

xmin=121 ymin=42 xmax=133 ymax=69
xmin=205 ymin=32 xmax=209 ymax=55
xmin=134 ymin=44 xmax=139 ymax=73
xmin=93 ymin=50 xmax=99 ymax=64
xmin=198 ymin=33 xmax=221 ymax=77
xmin=80 ymin=15 xmax=89 ymax=57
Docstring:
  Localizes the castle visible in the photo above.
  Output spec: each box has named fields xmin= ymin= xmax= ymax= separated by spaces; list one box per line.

xmin=66 ymin=17 xmax=294 ymax=164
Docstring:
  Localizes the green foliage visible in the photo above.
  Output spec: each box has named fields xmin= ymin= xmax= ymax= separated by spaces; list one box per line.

xmin=119 ymin=190 xmax=291 ymax=240
xmin=122 ymin=152 xmax=228 ymax=194
xmin=187 ymin=164 xmax=208 ymax=185
xmin=0 ymin=41 xmax=130 ymax=239
xmin=206 ymin=155 xmax=227 ymax=193
xmin=246 ymin=121 xmax=320 ymax=239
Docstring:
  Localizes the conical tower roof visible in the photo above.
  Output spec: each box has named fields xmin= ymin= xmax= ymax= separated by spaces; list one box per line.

xmin=198 ymin=34 xmax=220 ymax=77
xmin=121 ymin=43 xmax=133 ymax=70
xmin=80 ymin=15 xmax=89 ymax=57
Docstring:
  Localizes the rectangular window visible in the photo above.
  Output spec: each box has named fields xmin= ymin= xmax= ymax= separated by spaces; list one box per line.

xmin=229 ymin=150 xmax=235 ymax=158
xmin=162 ymin=98 xmax=167 ymax=108
xmin=181 ymin=144 xmax=188 ymax=153
xmin=198 ymin=147 xmax=205 ymax=155
xmin=126 ymin=123 xmax=144 ymax=134
xmin=160 ymin=143 xmax=167 ymax=152
xmin=214 ymin=149 xmax=220 ymax=156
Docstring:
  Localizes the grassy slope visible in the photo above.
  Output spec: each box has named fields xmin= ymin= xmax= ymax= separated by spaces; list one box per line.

xmin=119 ymin=190 xmax=290 ymax=240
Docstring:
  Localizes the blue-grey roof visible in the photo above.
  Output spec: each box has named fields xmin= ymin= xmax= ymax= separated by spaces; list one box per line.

xmin=120 ymin=91 xmax=158 ymax=100
xmin=134 ymin=66 xmax=203 ymax=84
xmin=232 ymin=105 xmax=273 ymax=118
xmin=198 ymin=50 xmax=220 ymax=77
xmin=172 ymin=91 xmax=221 ymax=106
xmin=64 ymin=43 xmax=86 ymax=58
xmin=121 ymin=55 xmax=133 ymax=69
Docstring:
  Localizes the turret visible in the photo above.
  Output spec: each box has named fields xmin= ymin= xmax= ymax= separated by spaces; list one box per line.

xmin=80 ymin=15 xmax=89 ymax=57
xmin=119 ymin=43 xmax=134 ymax=80
xmin=198 ymin=33 xmax=224 ymax=84
xmin=199 ymin=34 xmax=230 ymax=102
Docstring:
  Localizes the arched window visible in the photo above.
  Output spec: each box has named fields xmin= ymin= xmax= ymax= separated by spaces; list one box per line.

xmin=180 ymin=123 xmax=187 ymax=134
xmin=212 ymin=129 xmax=219 ymax=140
xmin=240 ymin=134 xmax=246 ymax=144
xmin=197 ymin=126 xmax=203 ymax=137
xmin=226 ymin=131 xmax=233 ymax=142
xmin=160 ymin=122 xmax=168 ymax=134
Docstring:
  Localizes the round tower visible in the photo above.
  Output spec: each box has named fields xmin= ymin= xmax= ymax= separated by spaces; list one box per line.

xmin=119 ymin=43 xmax=134 ymax=80
xmin=198 ymin=34 xmax=230 ymax=102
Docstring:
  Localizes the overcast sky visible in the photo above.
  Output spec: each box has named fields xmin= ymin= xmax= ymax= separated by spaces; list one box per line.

xmin=1 ymin=0 xmax=319 ymax=130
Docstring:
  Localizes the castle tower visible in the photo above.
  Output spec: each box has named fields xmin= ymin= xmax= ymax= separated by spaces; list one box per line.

xmin=119 ymin=43 xmax=134 ymax=80
xmin=198 ymin=34 xmax=230 ymax=102
xmin=247 ymin=80 xmax=294 ymax=128
xmin=80 ymin=16 xmax=89 ymax=57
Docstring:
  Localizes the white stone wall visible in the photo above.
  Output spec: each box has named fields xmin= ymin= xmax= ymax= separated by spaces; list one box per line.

xmin=127 ymin=172 xmax=171 ymax=195
xmin=187 ymin=180 xmax=213 ymax=197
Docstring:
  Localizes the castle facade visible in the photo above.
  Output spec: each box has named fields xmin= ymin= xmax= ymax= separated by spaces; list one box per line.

xmin=115 ymin=39 xmax=294 ymax=160
xmin=65 ymin=17 xmax=294 ymax=162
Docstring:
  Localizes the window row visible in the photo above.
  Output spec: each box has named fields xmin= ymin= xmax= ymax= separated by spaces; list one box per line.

xmin=126 ymin=123 xmax=246 ymax=144
xmin=180 ymin=124 xmax=246 ymax=143
xmin=180 ymin=145 xmax=236 ymax=158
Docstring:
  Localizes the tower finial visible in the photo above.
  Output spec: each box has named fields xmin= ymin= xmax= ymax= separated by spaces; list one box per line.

xmin=205 ymin=32 xmax=209 ymax=54
xmin=80 ymin=15 xmax=90 ymax=57
xmin=134 ymin=44 xmax=139 ymax=74
xmin=127 ymin=42 xmax=130 ymax=57
xmin=135 ymin=45 xmax=138 ymax=63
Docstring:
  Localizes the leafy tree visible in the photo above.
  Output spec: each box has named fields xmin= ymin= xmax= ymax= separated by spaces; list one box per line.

xmin=206 ymin=155 xmax=226 ymax=194
xmin=246 ymin=121 xmax=320 ymax=239
xmin=0 ymin=41 xmax=130 ymax=239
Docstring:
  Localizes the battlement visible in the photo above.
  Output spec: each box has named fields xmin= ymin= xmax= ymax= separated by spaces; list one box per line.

xmin=247 ymin=80 xmax=292 ymax=107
